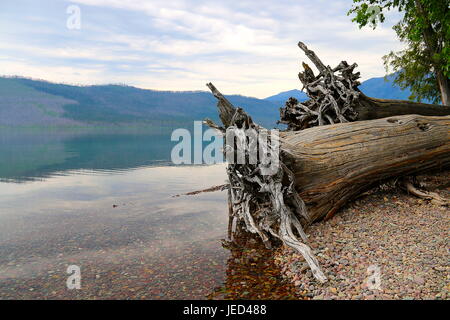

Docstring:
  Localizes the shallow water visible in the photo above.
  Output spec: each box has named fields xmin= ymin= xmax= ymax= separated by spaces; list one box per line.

xmin=0 ymin=163 xmax=233 ymax=299
xmin=0 ymin=131 xmax=300 ymax=299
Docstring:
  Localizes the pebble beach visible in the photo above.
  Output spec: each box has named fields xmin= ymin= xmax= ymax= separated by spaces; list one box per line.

xmin=275 ymin=171 xmax=450 ymax=300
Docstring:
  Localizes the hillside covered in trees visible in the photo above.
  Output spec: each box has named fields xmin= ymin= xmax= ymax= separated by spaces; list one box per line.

xmin=1 ymin=75 xmax=416 ymax=129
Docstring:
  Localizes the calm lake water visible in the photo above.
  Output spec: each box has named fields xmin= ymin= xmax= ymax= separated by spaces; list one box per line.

xmin=0 ymin=130 xmax=299 ymax=299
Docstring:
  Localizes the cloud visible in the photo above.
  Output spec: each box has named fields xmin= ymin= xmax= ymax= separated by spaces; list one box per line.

xmin=0 ymin=0 xmax=405 ymax=97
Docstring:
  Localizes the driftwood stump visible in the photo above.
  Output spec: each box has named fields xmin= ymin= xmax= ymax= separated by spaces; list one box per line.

xmin=279 ymin=42 xmax=450 ymax=130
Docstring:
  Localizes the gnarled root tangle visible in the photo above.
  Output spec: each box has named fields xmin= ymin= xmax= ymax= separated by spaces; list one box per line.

xmin=205 ymin=83 xmax=327 ymax=283
xmin=279 ymin=42 xmax=360 ymax=130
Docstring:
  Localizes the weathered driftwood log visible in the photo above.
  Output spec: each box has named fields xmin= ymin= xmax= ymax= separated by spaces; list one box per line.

xmin=279 ymin=42 xmax=450 ymax=130
xmin=205 ymin=42 xmax=450 ymax=283
xmin=205 ymin=83 xmax=450 ymax=283
xmin=280 ymin=41 xmax=450 ymax=204
xmin=280 ymin=115 xmax=450 ymax=223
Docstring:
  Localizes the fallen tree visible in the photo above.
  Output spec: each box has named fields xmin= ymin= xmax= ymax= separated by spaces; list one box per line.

xmin=204 ymin=42 xmax=450 ymax=283
xmin=280 ymin=115 xmax=450 ymax=223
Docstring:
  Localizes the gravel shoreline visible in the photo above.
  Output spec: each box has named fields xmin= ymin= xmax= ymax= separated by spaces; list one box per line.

xmin=274 ymin=171 xmax=450 ymax=300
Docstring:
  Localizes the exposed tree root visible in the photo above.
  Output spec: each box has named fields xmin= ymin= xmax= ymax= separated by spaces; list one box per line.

xmin=278 ymin=42 xmax=360 ymax=130
xmin=205 ymin=82 xmax=327 ymax=283
xmin=401 ymin=177 xmax=450 ymax=206
xmin=279 ymin=42 xmax=450 ymax=131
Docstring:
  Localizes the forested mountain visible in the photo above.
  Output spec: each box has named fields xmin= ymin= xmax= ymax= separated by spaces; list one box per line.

xmin=0 ymin=77 xmax=280 ymax=129
xmin=0 ymin=74 xmax=423 ymax=129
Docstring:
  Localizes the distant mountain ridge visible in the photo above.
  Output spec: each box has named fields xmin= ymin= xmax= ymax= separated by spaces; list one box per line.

xmin=265 ymin=89 xmax=308 ymax=102
xmin=358 ymin=74 xmax=414 ymax=100
xmin=0 ymin=77 xmax=281 ymax=129
xmin=0 ymin=75 xmax=417 ymax=129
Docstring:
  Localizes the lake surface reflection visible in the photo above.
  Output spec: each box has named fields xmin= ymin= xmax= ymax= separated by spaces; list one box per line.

xmin=0 ymin=130 xmax=179 ymax=182
xmin=0 ymin=130 xmax=230 ymax=299
xmin=0 ymin=131 xmax=298 ymax=299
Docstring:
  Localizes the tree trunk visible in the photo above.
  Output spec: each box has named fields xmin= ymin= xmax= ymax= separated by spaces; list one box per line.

xmin=413 ymin=0 xmax=450 ymax=106
xmin=357 ymin=92 xmax=450 ymax=118
xmin=280 ymin=114 xmax=450 ymax=223
xmin=436 ymin=71 xmax=450 ymax=106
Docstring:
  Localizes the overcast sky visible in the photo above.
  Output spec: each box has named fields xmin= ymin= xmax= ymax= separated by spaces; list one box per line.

xmin=0 ymin=0 xmax=403 ymax=98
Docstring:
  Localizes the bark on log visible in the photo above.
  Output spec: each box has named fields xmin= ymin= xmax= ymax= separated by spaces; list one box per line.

xmin=280 ymin=115 xmax=450 ymax=222
xmin=356 ymin=93 xmax=450 ymax=120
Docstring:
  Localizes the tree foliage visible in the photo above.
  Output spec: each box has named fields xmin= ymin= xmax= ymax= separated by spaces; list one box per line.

xmin=348 ymin=0 xmax=450 ymax=104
